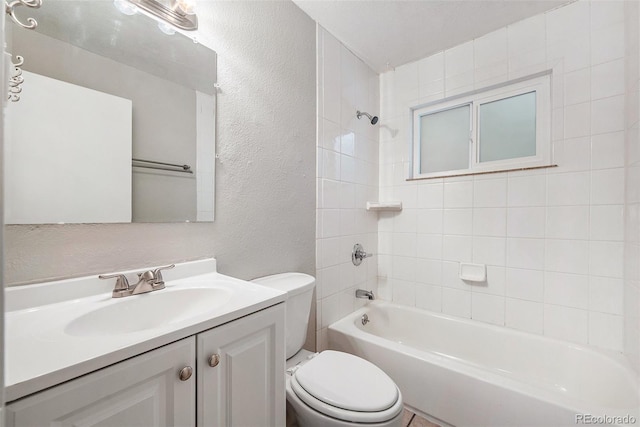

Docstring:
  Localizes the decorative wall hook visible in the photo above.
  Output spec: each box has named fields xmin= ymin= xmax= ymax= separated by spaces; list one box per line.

xmin=5 ymin=0 xmax=42 ymax=30
xmin=8 ymin=55 xmax=25 ymax=102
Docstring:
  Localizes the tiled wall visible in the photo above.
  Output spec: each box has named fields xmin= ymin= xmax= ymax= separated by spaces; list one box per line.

xmin=378 ymin=0 xmax=626 ymax=351
xmin=624 ymin=0 xmax=640 ymax=374
xmin=315 ymin=26 xmax=380 ymax=350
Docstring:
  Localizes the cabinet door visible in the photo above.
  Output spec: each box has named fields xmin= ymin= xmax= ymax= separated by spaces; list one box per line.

xmin=197 ymin=304 xmax=285 ymax=427
xmin=7 ymin=337 xmax=196 ymax=427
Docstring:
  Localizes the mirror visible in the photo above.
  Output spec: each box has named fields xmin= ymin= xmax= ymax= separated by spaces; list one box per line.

xmin=5 ymin=0 xmax=217 ymax=224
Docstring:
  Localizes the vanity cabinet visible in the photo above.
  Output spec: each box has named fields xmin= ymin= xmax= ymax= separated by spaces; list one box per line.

xmin=6 ymin=338 xmax=196 ymax=426
xmin=6 ymin=304 xmax=285 ymax=427
xmin=197 ymin=303 xmax=285 ymax=426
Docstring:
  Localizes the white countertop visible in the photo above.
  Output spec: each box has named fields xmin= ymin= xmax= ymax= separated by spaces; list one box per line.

xmin=5 ymin=259 xmax=286 ymax=402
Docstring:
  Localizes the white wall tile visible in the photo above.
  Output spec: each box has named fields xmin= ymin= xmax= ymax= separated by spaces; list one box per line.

xmin=442 ymin=288 xmax=472 ymax=318
xmin=321 ymin=179 xmax=341 ymax=209
xmin=591 ymin=59 xmax=625 ymax=100
xmin=546 ymin=206 xmax=590 ymax=240
xmin=591 ymin=22 xmax=625 ymax=66
xmin=546 ymin=0 xmax=589 ymax=44
xmin=442 ymin=261 xmax=472 ymax=290
xmin=472 ymin=237 xmax=506 ymax=266
xmin=564 ymin=68 xmax=590 ymax=106
xmin=392 ymin=256 xmax=416 ymax=282
xmin=472 ymin=293 xmax=505 ymax=325
xmin=506 ymin=238 xmax=545 ymax=270
xmin=416 ymin=234 xmax=443 ymax=259
xmin=394 ymin=209 xmax=418 ymax=232
xmin=507 ymin=207 xmax=546 ymax=238
xmin=373 ymin=1 xmax=628 ymax=352
xmin=341 ymin=131 xmax=355 ymax=156
xmin=474 ymin=28 xmax=507 ymax=69
xmin=392 ymin=232 xmax=417 ymax=257
xmin=589 ymin=276 xmax=623 ymax=315
xmin=416 ymin=258 xmax=443 ymax=285
xmin=545 ymin=239 xmax=589 ymax=274
xmin=445 ymin=41 xmax=474 ymax=78
xmin=589 ymin=241 xmax=624 ymax=278
xmin=508 ymin=14 xmax=546 ymax=56
xmin=322 ymin=119 xmax=342 ymax=152
xmin=442 ymin=235 xmax=473 ymax=262
xmin=417 ymin=182 xmax=444 ymax=208
xmin=590 ymin=205 xmax=623 ymax=241
xmin=322 ymin=149 xmax=341 ymax=180
xmin=392 ymin=279 xmax=416 ymax=306
xmin=545 ymin=271 xmax=589 ymax=309
xmin=417 ymin=209 xmax=444 ymax=234
xmin=443 ymin=209 xmax=473 ymax=235
xmin=506 ymin=298 xmax=543 ymax=333
xmin=507 ymin=174 xmax=546 ymax=207
xmin=589 ymin=312 xmax=623 ymax=351
xmin=473 ymin=265 xmax=506 ymax=296
xmin=474 ymin=208 xmax=507 ymax=237
xmin=547 ymin=172 xmax=590 ymax=206
xmin=473 ymin=178 xmax=507 ymax=207
xmin=554 ymin=137 xmax=591 ymax=173
xmin=416 ymin=284 xmax=442 ymax=312
xmin=591 ymin=131 xmax=625 ymax=169
xmin=444 ymin=181 xmax=474 ymax=208
xmin=506 ymin=267 xmax=544 ymax=302
xmin=544 ymin=305 xmax=588 ymax=344
xmin=418 ymin=52 xmax=444 ymax=98
xmin=564 ymin=102 xmax=591 ymax=138
xmin=591 ymin=168 xmax=625 ymax=205
xmin=591 ymin=0 xmax=624 ymax=31
xmin=591 ymin=95 xmax=625 ymax=135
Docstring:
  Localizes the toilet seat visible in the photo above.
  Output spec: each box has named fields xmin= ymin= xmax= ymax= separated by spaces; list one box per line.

xmin=290 ymin=351 xmax=403 ymax=423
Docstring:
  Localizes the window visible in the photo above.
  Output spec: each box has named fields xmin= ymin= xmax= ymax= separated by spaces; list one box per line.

xmin=411 ymin=73 xmax=551 ymax=179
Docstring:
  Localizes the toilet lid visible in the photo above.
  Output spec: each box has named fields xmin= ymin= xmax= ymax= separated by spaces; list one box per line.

xmin=293 ymin=350 xmax=399 ymax=413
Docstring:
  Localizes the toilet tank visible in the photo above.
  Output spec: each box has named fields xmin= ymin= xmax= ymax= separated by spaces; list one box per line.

xmin=252 ymin=273 xmax=315 ymax=359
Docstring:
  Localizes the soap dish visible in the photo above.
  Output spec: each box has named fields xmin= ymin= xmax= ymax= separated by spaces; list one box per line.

xmin=459 ymin=263 xmax=486 ymax=282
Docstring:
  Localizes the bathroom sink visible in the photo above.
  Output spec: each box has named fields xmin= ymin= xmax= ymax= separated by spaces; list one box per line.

xmin=64 ymin=288 xmax=232 ymax=336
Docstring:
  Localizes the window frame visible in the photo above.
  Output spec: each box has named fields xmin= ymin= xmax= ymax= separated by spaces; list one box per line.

xmin=410 ymin=72 xmax=551 ymax=180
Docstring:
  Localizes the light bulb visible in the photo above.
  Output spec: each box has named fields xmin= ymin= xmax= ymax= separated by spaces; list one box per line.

xmin=175 ymin=0 xmax=196 ymax=15
xmin=113 ymin=0 xmax=137 ymax=15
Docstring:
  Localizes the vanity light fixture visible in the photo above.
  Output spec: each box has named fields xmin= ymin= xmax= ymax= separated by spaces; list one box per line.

xmin=115 ymin=0 xmax=198 ymax=31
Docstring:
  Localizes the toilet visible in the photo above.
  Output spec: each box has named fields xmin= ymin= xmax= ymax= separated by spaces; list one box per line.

xmin=252 ymin=273 xmax=403 ymax=427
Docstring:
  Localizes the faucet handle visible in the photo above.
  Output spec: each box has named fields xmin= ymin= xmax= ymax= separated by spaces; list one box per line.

xmin=151 ymin=264 xmax=175 ymax=289
xmin=99 ymin=273 xmax=130 ymax=298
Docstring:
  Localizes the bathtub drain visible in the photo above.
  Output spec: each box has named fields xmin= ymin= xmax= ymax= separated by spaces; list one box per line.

xmin=361 ymin=314 xmax=370 ymax=325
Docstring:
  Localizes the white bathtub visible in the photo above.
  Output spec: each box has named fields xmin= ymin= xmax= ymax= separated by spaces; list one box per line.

xmin=328 ymin=301 xmax=639 ymax=427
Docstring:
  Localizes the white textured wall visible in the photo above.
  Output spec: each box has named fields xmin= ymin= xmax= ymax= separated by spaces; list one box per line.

xmin=624 ymin=0 xmax=640 ymax=374
xmin=4 ymin=1 xmax=316 ymax=286
xmin=378 ymin=0 xmax=627 ymax=352
xmin=315 ymin=26 xmax=379 ymax=351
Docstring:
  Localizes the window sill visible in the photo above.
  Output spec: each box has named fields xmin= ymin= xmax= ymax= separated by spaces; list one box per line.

xmin=407 ymin=164 xmax=557 ymax=181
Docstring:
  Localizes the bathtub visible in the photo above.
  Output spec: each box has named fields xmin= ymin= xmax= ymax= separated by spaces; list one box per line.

xmin=328 ymin=301 xmax=639 ymax=427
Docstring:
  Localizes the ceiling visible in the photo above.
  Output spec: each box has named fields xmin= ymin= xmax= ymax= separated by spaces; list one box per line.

xmin=292 ymin=0 xmax=571 ymax=73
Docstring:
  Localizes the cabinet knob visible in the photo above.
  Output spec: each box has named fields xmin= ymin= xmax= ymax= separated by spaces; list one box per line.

xmin=209 ymin=354 xmax=220 ymax=367
xmin=179 ymin=366 xmax=193 ymax=381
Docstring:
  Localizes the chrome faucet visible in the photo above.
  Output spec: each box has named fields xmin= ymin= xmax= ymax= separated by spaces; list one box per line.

xmin=99 ymin=264 xmax=175 ymax=298
xmin=355 ymin=289 xmax=375 ymax=300
xmin=352 ymin=243 xmax=372 ymax=266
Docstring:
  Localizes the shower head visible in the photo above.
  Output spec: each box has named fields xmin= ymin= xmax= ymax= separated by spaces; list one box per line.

xmin=357 ymin=110 xmax=379 ymax=125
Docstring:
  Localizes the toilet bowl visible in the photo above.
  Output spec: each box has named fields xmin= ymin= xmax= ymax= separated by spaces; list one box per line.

xmin=252 ymin=273 xmax=403 ymax=427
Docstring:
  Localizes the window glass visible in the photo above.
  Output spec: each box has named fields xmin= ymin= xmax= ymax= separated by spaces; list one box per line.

xmin=478 ymin=91 xmax=536 ymax=163
xmin=419 ymin=104 xmax=470 ymax=174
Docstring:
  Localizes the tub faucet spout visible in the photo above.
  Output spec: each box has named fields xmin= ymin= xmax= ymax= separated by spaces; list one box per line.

xmin=356 ymin=289 xmax=375 ymax=300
